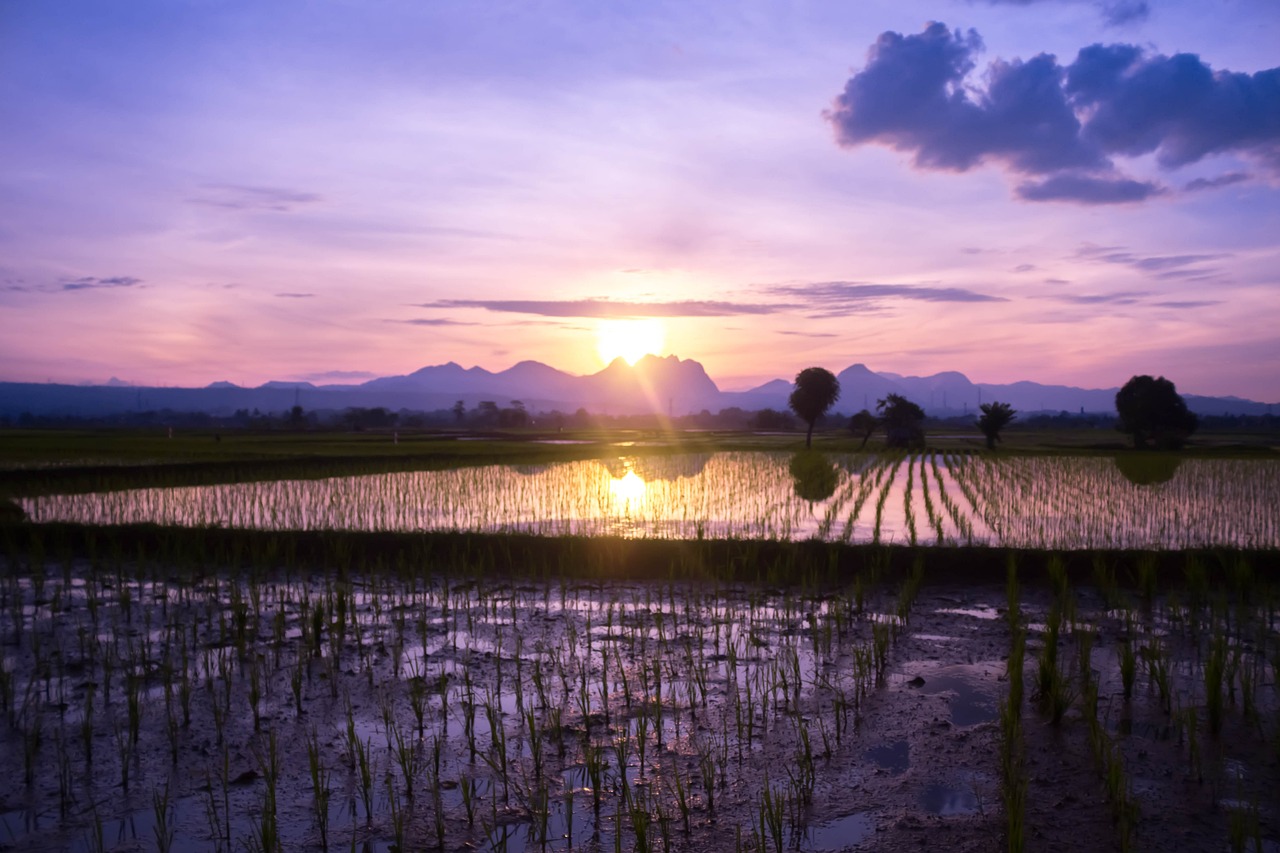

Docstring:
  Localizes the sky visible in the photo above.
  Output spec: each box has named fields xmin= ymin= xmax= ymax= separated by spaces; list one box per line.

xmin=2 ymin=0 xmax=1278 ymax=400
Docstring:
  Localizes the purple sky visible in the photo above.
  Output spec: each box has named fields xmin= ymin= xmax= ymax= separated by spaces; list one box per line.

xmin=2 ymin=0 xmax=1278 ymax=399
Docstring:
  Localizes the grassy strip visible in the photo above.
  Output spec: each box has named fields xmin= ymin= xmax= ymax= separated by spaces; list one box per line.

xmin=4 ymin=521 xmax=1277 ymax=587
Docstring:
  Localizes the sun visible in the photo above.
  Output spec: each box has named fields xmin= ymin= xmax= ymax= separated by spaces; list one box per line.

xmin=595 ymin=318 xmax=665 ymax=365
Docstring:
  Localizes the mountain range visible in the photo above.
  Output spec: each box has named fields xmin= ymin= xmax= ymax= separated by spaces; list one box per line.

xmin=1 ymin=355 xmax=1272 ymax=419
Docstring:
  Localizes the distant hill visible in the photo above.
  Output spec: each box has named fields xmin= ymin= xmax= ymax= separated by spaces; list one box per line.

xmin=1 ymin=356 xmax=1273 ymax=419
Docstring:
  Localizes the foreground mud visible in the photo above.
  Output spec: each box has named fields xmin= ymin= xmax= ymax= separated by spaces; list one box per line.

xmin=0 ymin=554 xmax=1275 ymax=852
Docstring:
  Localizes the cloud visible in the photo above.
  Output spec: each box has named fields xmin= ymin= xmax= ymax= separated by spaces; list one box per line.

xmin=420 ymin=298 xmax=788 ymax=318
xmin=827 ymin=24 xmax=1280 ymax=204
xmin=60 ymin=276 xmax=143 ymax=292
xmin=1151 ymin=300 xmax=1222 ymax=308
xmin=299 ymin=370 xmax=378 ymax=382
xmin=1183 ymin=172 xmax=1251 ymax=192
xmin=1013 ymin=263 xmax=1037 ymax=272
xmin=767 ymin=281 xmax=1008 ymax=313
xmin=392 ymin=318 xmax=479 ymax=326
xmin=1016 ymin=173 xmax=1164 ymax=203
xmin=1047 ymin=290 xmax=1151 ymax=304
xmin=1074 ymin=245 xmax=1229 ymax=280
xmin=275 ymin=292 xmax=315 ymax=298
xmin=776 ymin=330 xmax=839 ymax=339
xmin=972 ymin=0 xmax=1149 ymax=27
xmin=188 ymin=184 xmax=323 ymax=212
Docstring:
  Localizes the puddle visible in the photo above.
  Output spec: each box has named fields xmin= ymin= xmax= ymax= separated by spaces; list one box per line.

xmin=920 ymin=782 xmax=981 ymax=816
xmin=864 ymin=740 xmax=909 ymax=775
xmin=801 ymin=812 xmax=875 ymax=851
xmin=900 ymin=664 xmax=999 ymax=727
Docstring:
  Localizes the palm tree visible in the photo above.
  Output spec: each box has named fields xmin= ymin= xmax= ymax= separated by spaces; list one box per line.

xmin=977 ymin=401 xmax=1016 ymax=450
xmin=788 ymin=367 xmax=840 ymax=448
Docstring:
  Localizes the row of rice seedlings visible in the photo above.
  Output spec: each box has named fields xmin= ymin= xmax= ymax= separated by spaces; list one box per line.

xmin=0 ymin=543 xmax=916 ymax=851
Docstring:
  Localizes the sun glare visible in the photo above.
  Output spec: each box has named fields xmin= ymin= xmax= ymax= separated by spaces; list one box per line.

xmin=608 ymin=468 xmax=648 ymax=510
xmin=596 ymin=318 xmax=665 ymax=366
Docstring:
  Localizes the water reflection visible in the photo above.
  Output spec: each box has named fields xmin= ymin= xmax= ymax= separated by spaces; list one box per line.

xmin=608 ymin=467 xmax=648 ymax=512
xmin=789 ymin=451 xmax=839 ymax=503
xmin=1113 ymin=452 xmax=1182 ymax=486
xmin=18 ymin=452 xmax=1280 ymax=549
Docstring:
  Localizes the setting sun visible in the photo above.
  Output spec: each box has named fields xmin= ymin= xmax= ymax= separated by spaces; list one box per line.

xmin=595 ymin=318 xmax=665 ymax=366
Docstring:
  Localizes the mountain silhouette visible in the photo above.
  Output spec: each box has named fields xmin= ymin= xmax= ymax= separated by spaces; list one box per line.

xmin=1 ymin=355 xmax=1273 ymax=418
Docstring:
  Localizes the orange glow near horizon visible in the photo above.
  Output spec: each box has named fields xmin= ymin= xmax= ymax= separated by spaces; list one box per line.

xmin=595 ymin=318 xmax=665 ymax=366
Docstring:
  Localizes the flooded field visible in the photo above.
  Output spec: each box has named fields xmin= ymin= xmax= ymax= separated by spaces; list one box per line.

xmin=17 ymin=451 xmax=1280 ymax=549
xmin=0 ymin=552 xmax=1276 ymax=851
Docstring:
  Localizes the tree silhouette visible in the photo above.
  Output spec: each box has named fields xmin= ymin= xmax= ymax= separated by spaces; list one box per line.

xmin=876 ymin=393 xmax=925 ymax=449
xmin=788 ymin=367 xmax=841 ymax=449
xmin=1115 ymin=375 xmax=1198 ymax=449
xmin=977 ymin=401 xmax=1016 ymax=450
xmin=849 ymin=409 xmax=878 ymax=450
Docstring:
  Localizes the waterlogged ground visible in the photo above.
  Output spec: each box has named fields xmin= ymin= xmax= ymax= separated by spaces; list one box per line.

xmin=17 ymin=452 xmax=1280 ymax=549
xmin=0 ymin=556 xmax=1276 ymax=852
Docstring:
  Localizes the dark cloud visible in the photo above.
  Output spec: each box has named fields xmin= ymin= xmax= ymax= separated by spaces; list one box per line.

xmin=1152 ymin=300 xmax=1222 ymax=308
xmin=1016 ymin=173 xmax=1164 ymax=203
xmin=1013 ymin=263 xmax=1037 ymax=272
xmin=420 ymin=298 xmax=788 ymax=318
xmin=828 ymin=24 xmax=1280 ymax=204
xmin=188 ymin=184 xmax=323 ymax=212
xmin=1044 ymin=278 xmax=1071 ymax=285
xmin=275 ymin=292 xmax=314 ymax=298
xmin=1183 ymin=172 xmax=1251 ymax=192
xmin=61 ymin=276 xmax=143 ymax=292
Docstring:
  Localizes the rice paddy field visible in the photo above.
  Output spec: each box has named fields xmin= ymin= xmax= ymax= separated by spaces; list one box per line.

xmin=0 ymin=438 xmax=1278 ymax=852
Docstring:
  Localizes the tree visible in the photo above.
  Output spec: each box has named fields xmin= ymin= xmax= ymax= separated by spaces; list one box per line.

xmin=977 ymin=401 xmax=1016 ymax=450
xmin=452 ymin=400 xmax=466 ymax=423
xmin=1115 ymin=375 xmax=1198 ymax=449
xmin=849 ymin=409 xmax=878 ymax=450
xmin=788 ymin=368 xmax=841 ymax=448
xmin=877 ymin=393 xmax=925 ymax=449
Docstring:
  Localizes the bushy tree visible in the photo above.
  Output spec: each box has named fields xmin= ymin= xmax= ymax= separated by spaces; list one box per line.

xmin=977 ymin=401 xmax=1016 ymax=450
xmin=1115 ymin=375 xmax=1198 ymax=449
xmin=849 ymin=409 xmax=878 ymax=450
xmin=789 ymin=368 xmax=841 ymax=448
xmin=877 ymin=393 xmax=925 ymax=449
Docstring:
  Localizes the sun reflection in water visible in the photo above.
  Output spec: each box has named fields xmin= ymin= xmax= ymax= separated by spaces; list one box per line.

xmin=608 ymin=468 xmax=648 ymax=512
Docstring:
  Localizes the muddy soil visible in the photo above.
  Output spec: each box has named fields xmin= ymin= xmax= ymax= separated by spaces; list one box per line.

xmin=0 ymin=558 xmax=1275 ymax=852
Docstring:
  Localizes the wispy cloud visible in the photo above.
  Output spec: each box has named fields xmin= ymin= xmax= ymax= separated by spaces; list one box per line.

xmin=776 ymin=330 xmax=839 ymax=339
xmin=419 ymin=298 xmax=789 ymax=318
xmin=275 ymin=292 xmax=315 ymax=298
xmin=766 ymin=281 xmax=1007 ymax=318
xmin=391 ymin=318 xmax=480 ymax=326
xmin=299 ymin=369 xmax=378 ymax=381
xmin=187 ymin=184 xmax=323 ymax=212
xmin=1046 ymin=290 xmax=1151 ymax=305
xmin=971 ymin=0 xmax=1150 ymax=27
xmin=62 ymin=275 xmax=143 ymax=291
xmin=1151 ymin=300 xmax=1222 ymax=309
xmin=1075 ymin=244 xmax=1229 ymax=281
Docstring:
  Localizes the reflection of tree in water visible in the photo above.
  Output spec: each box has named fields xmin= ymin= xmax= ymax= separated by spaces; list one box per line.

xmin=790 ymin=451 xmax=839 ymax=503
xmin=602 ymin=454 xmax=712 ymax=482
xmin=1114 ymin=453 xmax=1183 ymax=486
